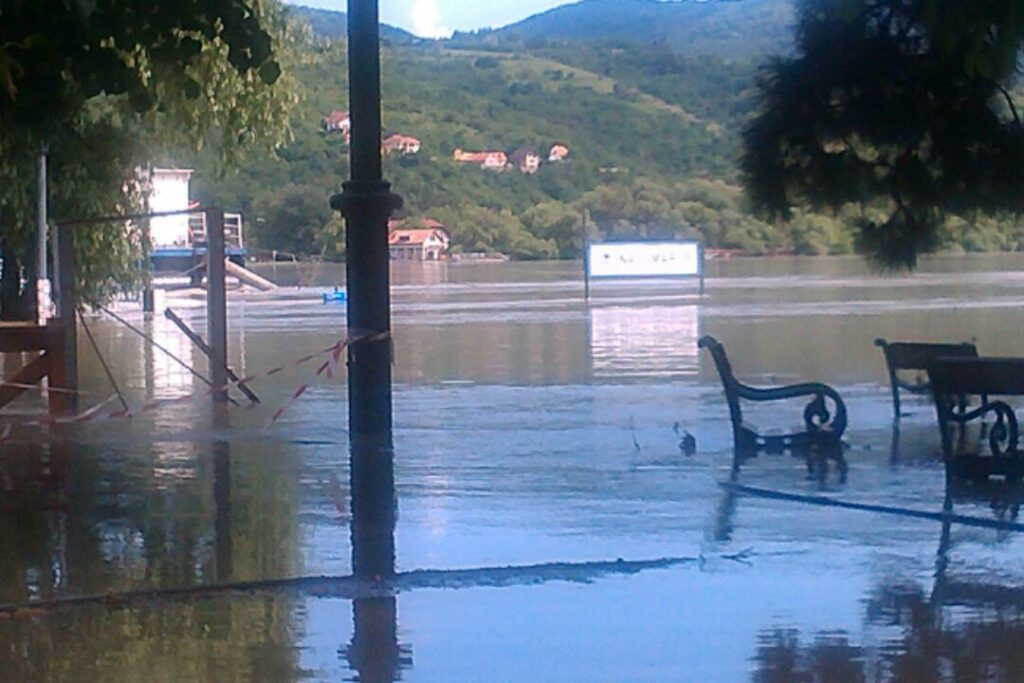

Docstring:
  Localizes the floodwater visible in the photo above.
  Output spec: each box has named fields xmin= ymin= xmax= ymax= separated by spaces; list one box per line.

xmin=4 ymin=254 xmax=1024 ymax=681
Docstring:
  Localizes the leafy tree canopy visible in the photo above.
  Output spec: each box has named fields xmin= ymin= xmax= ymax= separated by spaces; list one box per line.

xmin=1 ymin=0 xmax=280 ymax=134
xmin=743 ymin=0 xmax=1024 ymax=268
xmin=0 ymin=0 xmax=297 ymax=313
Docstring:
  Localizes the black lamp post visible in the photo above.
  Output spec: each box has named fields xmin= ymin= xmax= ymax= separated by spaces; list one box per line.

xmin=331 ymin=0 xmax=402 ymax=580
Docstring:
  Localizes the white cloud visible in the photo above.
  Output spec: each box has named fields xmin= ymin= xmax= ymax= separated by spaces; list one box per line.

xmin=410 ymin=0 xmax=451 ymax=38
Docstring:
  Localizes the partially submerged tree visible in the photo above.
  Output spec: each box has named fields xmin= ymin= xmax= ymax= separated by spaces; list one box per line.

xmin=743 ymin=0 xmax=1024 ymax=268
xmin=0 ymin=0 xmax=298 ymax=315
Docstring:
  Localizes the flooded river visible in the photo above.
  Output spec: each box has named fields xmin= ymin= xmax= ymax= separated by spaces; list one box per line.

xmin=4 ymin=254 xmax=1024 ymax=681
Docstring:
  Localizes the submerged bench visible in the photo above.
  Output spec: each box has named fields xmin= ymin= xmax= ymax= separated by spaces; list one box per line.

xmin=929 ymin=357 xmax=1024 ymax=480
xmin=875 ymin=338 xmax=978 ymax=419
xmin=699 ymin=336 xmax=847 ymax=454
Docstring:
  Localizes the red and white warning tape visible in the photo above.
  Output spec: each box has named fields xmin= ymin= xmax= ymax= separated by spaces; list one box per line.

xmin=0 ymin=329 xmax=391 ymax=438
xmin=265 ymin=337 xmax=351 ymax=428
xmin=0 ymin=330 xmax=391 ymax=439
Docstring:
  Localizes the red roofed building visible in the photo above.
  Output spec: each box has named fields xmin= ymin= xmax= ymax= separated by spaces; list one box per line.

xmin=382 ymin=134 xmax=422 ymax=155
xmin=322 ymin=110 xmax=351 ymax=138
xmin=453 ymin=148 xmax=508 ymax=170
xmin=388 ymin=223 xmax=451 ymax=261
xmin=548 ymin=143 xmax=570 ymax=162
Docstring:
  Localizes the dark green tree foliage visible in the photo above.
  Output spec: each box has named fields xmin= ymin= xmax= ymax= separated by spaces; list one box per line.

xmin=743 ymin=0 xmax=1024 ymax=268
xmin=1 ymin=0 xmax=279 ymax=135
xmin=0 ymin=0 xmax=288 ymax=314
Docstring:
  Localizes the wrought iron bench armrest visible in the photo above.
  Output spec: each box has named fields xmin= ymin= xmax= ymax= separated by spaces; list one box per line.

xmin=736 ymin=381 xmax=848 ymax=435
xmin=699 ymin=336 xmax=848 ymax=452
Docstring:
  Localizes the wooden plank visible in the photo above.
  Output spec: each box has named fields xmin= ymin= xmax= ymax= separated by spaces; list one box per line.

xmin=930 ymin=358 xmax=1024 ymax=396
xmin=0 ymin=325 xmax=64 ymax=353
xmin=949 ymin=455 xmax=1024 ymax=480
xmin=0 ymin=352 xmax=50 ymax=411
xmin=55 ymin=225 xmax=78 ymax=412
xmin=883 ymin=341 xmax=977 ymax=370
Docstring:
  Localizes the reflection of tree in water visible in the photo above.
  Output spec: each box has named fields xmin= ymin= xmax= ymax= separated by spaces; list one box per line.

xmin=753 ymin=609 xmax=1024 ymax=683
xmin=863 ymin=581 xmax=1024 ymax=682
xmin=752 ymin=480 xmax=1024 ymax=682
xmin=753 ymin=628 xmax=864 ymax=683
xmin=0 ymin=594 xmax=303 ymax=681
xmin=0 ymin=431 xmax=305 ymax=679
xmin=0 ymin=436 xmax=299 ymax=601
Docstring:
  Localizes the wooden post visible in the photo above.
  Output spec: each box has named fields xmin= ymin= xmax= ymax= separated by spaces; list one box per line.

xmin=698 ymin=242 xmax=706 ymax=295
xmin=52 ymin=224 xmax=77 ymax=414
xmin=142 ymin=218 xmax=154 ymax=315
xmin=206 ymin=208 xmax=229 ymax=403
xmin=581 ymin=209 xmax=590 ymax=303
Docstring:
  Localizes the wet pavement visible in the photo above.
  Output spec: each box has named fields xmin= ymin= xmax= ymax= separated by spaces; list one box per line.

xmin=4 ymin=255 xmax=1024 ymax=681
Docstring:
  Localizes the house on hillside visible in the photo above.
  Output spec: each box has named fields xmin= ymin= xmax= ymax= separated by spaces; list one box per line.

xmin=388 ymin=221 xmax=450 ymax=261
xmin=510 ymin=148 xmax=542 ymax=174
xmin=548 ymin=143 xmax=570 ymax=162
xmin=321 ymin=110 xmax=351 ymax=139
xmin=453 ymin=148 xmax=508 ymax=170
xmin=383 ymin=134 xmax=421 ymax=156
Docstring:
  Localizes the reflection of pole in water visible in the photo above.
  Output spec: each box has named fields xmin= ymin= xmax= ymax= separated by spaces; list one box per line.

xmin=346 ymin=442 xmax=405 ymax=679
xmin=346 ymin=597 xmax=410 ymax=683
xmin=213 ymin=404 xmax=232 ymax=582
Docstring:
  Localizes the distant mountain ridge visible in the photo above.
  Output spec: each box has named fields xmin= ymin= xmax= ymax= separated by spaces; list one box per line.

xmin=288 ymin=5 xmax=416 ymax=43
xmin=291 ymin=1 xmax=795 ymax=59
xmin=461 ymin=0 xmax=795 ymax=59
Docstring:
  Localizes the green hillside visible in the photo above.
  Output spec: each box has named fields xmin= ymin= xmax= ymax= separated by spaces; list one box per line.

xmin=178 ymin=5 xmax=1024 ymax=261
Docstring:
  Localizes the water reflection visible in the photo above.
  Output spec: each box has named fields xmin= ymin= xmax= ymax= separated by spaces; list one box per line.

xmin=346 ymin=434 xmax=407 ymax=682
xmin=588 ymin=304 xmax=699 ymax=379
xmin=712 ymin=447 xmax=849 ymax=544
xmin=345 ymin=597 xmax=412 ymax=683
xmin=213 ymin=405 xmax=232 ymax=582
xmin=752 ymin=479 xmax=1024 ymax=683
xmin=143 ymin=313 xmax=199 ymax=398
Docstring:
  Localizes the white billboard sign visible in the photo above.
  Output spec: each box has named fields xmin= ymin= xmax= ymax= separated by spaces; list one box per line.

xmin=587 ymin=241 xmax=702 ymax=279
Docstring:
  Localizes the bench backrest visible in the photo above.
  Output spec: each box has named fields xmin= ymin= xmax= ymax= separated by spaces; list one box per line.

xmin=698 ymin=335 xmax=744 ymax=427
xmin=875 ymin=339 xmax=978 ymax=371
xmin=929 ymin=357 xmax=1024 ymax=396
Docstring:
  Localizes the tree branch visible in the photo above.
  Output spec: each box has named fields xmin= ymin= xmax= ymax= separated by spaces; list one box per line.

xmin=997 ymin=82 xmax=1021 ymax=127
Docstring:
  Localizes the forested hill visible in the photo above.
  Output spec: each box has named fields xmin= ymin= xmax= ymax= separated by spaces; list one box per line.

xmin=182 ymin=5 xmax=1024 ymax=262
xmin=457 ymin=0 xmax=795 ymax=59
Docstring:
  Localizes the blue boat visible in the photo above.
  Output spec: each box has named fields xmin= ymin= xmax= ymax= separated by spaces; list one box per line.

xmin=322 ymin=288 xmax=347 ymax=303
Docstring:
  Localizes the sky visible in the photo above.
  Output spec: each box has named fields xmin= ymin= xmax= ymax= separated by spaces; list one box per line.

xmin=286 ymin=0 xmax=571 ymax=38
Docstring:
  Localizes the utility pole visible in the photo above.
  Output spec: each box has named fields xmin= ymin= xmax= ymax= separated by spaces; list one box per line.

xmin=331 ymin=0 xmax=402 ymax=580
